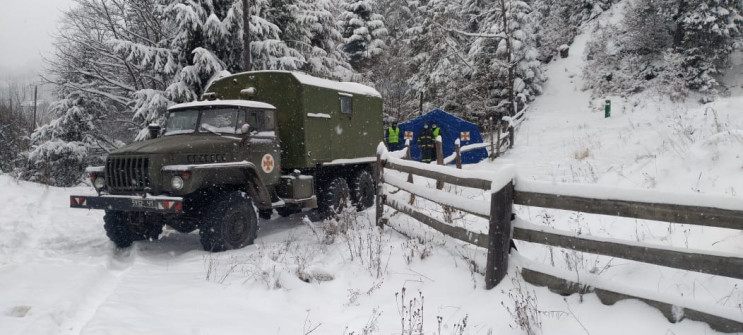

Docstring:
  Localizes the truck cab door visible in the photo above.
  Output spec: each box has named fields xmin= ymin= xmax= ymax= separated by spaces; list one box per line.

xmin=239 ymin=108 xmax=281 ymax=187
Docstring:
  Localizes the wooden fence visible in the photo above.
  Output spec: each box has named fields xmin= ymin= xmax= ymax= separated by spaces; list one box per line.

xmin=375 ymin=148 xmax=514 ymax=288
xmin=375 ymin=148 xmax=743 ymax=332
xmin=488 ymin=107 xmax=526 ymax=159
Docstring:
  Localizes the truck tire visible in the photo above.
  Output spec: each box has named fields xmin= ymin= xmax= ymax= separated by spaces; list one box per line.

xmin=318 ymin=177 xmax=350 ymax=218
xmin=199 ymin=192 xmax=259 ymax=252
xmin=103 ymin=211 xmax=163 ymax=248
xmin=349 ymin=169 xmax=375 ymax=211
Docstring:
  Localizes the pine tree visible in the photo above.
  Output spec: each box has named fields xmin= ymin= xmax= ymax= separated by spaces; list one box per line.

xmin=264 ymin=0 xmax=353 ymax=79
xmin=673 ymin=0 xmax=743 ymax=91
xmin=468 ymin=0 xmax=543 ymax=118
xmin=339 ymin=0 xmax=388 ymax=73
xmin=369 ymin=0 xmax=416 ymax=122
xmin=403 ymin=0 xmax=468 ymax=115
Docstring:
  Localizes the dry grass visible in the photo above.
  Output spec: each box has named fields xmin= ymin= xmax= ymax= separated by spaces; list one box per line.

xmin=573 ymin=148 xmax=590 ymax=160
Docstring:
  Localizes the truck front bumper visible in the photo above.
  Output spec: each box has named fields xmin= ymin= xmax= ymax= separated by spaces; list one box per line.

xmin=70 ymin=194 xmax=184 ymax=213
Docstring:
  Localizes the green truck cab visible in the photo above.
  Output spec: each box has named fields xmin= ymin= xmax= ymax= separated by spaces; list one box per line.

xmin=71 ymin=71 xmax=382 ymax=251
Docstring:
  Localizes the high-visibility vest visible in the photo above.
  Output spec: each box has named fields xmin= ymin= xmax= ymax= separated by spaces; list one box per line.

xmin=432 ymin=127 xmax=440 ymax=138
xmin=387 ymin=127 xmax=400 ymax=143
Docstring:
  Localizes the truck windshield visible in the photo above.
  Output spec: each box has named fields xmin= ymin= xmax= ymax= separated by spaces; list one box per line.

xmin=164 ymin=107 xmax=274 ymax=136
xmin=199 ymin=108 xmax=239 ymax=134
xmin=164 ymin=110 xmax=198 ymax=135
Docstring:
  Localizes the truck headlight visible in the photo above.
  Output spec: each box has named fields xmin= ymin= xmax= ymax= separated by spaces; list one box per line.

xmin=171 ymin=176 xmax=184 ymax=190
xmin=94 ymin=177 xmax=106 ymax=190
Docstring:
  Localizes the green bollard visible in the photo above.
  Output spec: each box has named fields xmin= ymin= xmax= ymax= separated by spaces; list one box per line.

xmin=605 ymin=99 xmax=611 ymax=118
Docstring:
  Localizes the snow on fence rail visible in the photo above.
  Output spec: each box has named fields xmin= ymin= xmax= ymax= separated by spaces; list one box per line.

xmin=374 ymin=142 xmax=743 ymax=332
xmin=512 ymin=180 xmax=743 ymax=333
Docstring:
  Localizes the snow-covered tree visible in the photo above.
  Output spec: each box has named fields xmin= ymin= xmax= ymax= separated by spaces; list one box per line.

xmin=264 ymin=0 xmax=353 ymax=79
xmin=403 ymin=0 xmax=471 ymax=115
xmin=467 ymin=0 xmax=543 ymax=118
xmin=367 ymin=0 xmax=415 ymax=122
xmin=0 ymin=103 xmax=30 ymax=174
xmin=584 ymin=0 xmax=742 ymax=97
xmin=339 ymin=0 xmax=388 ymax=73
xmin=673 ymin=0 xmax=743 ymax=91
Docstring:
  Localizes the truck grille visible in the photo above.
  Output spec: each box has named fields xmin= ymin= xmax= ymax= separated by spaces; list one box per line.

xmin=106 ymin=156 xmax=150 ymax=191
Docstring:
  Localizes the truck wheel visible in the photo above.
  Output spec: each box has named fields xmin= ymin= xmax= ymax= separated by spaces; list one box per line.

xmin=349 ymin=169 xmax=375 ymax=211
xmin=199 ymin=192 xmax=259 ymax=252
xmin=318 ymin=177 xmax=350 ymax=218
xmin=103 ymin=211 xmax=163 ymax=248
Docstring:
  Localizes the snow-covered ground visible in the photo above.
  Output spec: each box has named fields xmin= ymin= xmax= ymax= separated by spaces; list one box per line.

xmin=4 ymin=4 xmax=743 ymax=335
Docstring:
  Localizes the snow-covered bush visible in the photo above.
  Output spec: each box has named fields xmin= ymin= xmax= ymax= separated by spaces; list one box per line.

xmin=584 ymin=0 xmax=743 ymax=98
xmin=324 ymin=203 xmax=390 ymax=279
xmin=19 ymin=140 xmax=93 ymax=187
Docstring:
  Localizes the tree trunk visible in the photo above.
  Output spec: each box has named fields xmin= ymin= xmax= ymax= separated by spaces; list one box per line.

xmin=673 ymin=0 xmax=688 ymax=47
xmin=242 ymin=0 xmax=252 ymax=71
xmin=499 ymin=0 xmax=516 ymax=116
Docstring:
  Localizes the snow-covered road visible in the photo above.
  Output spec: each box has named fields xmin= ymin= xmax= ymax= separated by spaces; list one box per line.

xmin=1 ymin=174 xmax=727 ymax=334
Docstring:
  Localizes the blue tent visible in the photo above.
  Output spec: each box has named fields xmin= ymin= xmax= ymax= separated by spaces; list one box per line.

xmin=397 ymin=109 xmax=488 ymax=164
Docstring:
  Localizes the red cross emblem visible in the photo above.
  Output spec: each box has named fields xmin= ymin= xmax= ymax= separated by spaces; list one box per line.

xmin=404 ymin=131 xmax=414 ymax=140
xmin=460 ymin=131 xmax=470 ymax=141
xmin=261 ymin=154 xmax=275 ymax=173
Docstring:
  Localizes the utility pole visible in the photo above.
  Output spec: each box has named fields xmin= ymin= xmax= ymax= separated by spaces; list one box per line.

xmin=32 ymin=85 xmax=37 ymax=135
xmin=242 ymin=0 xmax=252 ymax=72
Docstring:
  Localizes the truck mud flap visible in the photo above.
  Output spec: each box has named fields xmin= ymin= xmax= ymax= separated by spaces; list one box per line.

xmin=70 ymin=195 xmax=184 ymax=213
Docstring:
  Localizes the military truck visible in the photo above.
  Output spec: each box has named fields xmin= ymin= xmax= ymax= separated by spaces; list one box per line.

xmin=70 ymin=71 xmax=382 ymax=251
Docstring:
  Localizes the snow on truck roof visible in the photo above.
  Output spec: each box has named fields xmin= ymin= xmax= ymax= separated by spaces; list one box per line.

xmin=216 ymin=71 xmax=382 ymax=98
xmin=168 ymin=100 xmax=276 ymax=111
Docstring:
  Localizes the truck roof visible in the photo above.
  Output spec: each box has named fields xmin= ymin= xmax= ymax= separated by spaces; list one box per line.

xmin=213 ymin=71 xmax=382 ymax=98
xmin=168 ymin=100 xmax=276 ymax=111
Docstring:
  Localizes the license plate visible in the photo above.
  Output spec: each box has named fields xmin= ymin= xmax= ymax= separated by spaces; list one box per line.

xmin=132 ymin=199 xmax=158 ymax=209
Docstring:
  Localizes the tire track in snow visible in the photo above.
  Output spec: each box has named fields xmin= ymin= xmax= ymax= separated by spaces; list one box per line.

xmin=58 ymin=247 xmax=137 ymax=335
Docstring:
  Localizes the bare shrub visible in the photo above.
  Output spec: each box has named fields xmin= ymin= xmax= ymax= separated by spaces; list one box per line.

xmin=502 ymin=274 xmax=542 ymax=335
xmin=343 ymin=308 xmax=383 ymax=335
xmin=325 ymin=203 xmax=391 ymax=278
xmin=202 ymin=253 xmax=239 ymax=284
xmin=396 ymin=287 xmax=425 ymax=335
xmin=401 ymin=237 xmax=432 ymax=265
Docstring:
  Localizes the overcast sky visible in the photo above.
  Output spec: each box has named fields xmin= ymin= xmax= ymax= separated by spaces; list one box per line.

xmin=0 ymin=0 xmax=75 ymax=79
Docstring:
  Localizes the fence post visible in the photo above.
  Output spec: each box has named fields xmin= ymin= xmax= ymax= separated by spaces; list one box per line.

xmin=375 ymin=152 xmax=385 ymax=228
xmin=405 ymin=140 xmax=415 ymax=204
xmin=508 ymin=125 xmax=515 ymax=149
xmin=495 ymin=121 xmax=502 ymax=158
xmin=485 ymin=181 xmax=513 ymax=289
xmin=405 ymin=140 xmax=413 ymax=182
xmin=436 ymin=137 xmax=444 ymax=190
xmin=455 ymin=141 xmax=462 ymax=169
xmin=488 ymin=117 xmax=494 ymax=159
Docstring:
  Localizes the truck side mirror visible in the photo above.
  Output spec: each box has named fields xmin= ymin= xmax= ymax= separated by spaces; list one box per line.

xmin=148 ymin=124 xmax=162 ymax=139
xmin=241 ymin=123 xmax=251 ymax=135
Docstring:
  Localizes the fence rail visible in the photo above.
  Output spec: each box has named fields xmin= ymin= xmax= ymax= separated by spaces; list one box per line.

xmin=375 ymin=141 xmax=743 ymax=332
xmin=513 ymin=219 xmax=743 ymax=279
xmin=376 ymin=146 xmax=514 ymax=288
xmin=514 ymin=189 xmax=743 ymax=230
xmin=512 ymin=181 xmax=743 ymax=332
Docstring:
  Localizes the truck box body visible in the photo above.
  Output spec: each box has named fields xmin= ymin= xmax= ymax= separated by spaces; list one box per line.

xmin=205 ymin=71 xmax=383 ymax=169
